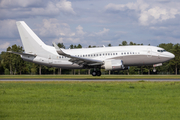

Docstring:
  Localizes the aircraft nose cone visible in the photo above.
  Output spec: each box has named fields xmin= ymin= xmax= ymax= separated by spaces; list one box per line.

xmin=169 ymin=53 xmax=175 ymax=59
xmin=171 ymin=53 xmax=175 ymax=59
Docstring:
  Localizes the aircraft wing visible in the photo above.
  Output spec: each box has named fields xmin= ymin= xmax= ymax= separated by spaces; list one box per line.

xmin=7 ymin=51 xmax=36 ymax=57
xmin=53 ymin=43 xmax=103 ymax=66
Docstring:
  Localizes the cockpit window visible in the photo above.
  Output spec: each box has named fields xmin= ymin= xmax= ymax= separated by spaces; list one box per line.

xmin=157 ymin=50 xmax=166 ymax=52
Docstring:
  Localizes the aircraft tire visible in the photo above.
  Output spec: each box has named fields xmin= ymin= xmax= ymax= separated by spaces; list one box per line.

xmin=92 ymin=71 xmax=97 ymax=76
xmin=97 ymin=71 xmax=101 ymax=76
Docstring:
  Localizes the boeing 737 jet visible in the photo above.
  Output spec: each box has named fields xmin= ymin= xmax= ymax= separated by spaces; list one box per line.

xmin=9 ymin=21 xmax=175 ymax=76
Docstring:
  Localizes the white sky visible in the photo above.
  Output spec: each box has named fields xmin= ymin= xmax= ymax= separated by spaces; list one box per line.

xmin=1 ymin=0 xmax=180 ymax=51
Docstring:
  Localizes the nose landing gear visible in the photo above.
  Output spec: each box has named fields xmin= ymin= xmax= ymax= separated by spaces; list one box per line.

xmin=153 ymin=67 xmax=156 ymax=72
xmin=153 ymin=63 xmax=162 ymax=73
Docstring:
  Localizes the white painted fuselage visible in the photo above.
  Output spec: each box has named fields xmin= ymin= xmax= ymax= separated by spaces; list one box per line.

xmin=21 ymin=44 xmax=174 ymax=69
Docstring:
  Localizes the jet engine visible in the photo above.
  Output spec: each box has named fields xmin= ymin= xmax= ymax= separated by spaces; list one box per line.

xmin=104 ymin=59 xmax=124 ymax=70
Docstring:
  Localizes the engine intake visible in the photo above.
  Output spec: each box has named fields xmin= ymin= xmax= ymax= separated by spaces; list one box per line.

xmin=104 ymin=59 xmax=124 ymax=70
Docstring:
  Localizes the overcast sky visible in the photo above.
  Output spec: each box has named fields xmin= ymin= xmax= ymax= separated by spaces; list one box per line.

xmin=1 ymin=0 xmax=180 ymax=51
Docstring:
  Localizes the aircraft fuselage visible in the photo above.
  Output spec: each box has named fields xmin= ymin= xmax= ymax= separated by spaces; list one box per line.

xmin=21 ymin=45 xmax=174 ymax=69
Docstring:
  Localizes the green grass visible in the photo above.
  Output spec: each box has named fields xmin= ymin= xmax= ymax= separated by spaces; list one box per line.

xmin=1 ymin=75 xmax=180 ymax=79
xmin=1 ymin=81 xmax=180 ymax=120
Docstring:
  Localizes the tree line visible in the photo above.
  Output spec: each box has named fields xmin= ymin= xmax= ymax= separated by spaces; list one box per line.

xmin=0 ymin=41 xmax=180 ymax=75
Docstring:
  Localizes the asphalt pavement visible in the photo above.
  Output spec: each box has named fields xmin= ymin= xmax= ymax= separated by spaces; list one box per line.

xmin=1 ymin=79 xmax=180 ymax=82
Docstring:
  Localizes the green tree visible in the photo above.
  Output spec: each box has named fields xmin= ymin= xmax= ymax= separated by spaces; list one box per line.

xmin=1 ymin=47 xmax=12 ymax=74
xmin=158 ymin=43 xmax=173 ymax=51
xmin=57 ymin=43 xmax=65 ymax=49
xmin=70 ymin=44 xmax=74 ymax=49
xmin=1 ymin=44 xmax=26 ymax=75
xmin=69 ymin=44 xmax=82 ymax=49
xmin=11 ymin=45 xmax=25 ymax=74
xmin=108 ymin=43 xmax=112 ymax=47
xmin=122 ymin=41 xmax=127 ymax=46
xmin=169 ymin=44 xmax=180 ymax=75
xmin=0 ymin=54 xmax=4 ymax=74
xmin=31 ymin=63 xmax=38 ymax=75
xmin=77 ymin=44 xmax=82 ymax=48
xmin=129 ymin=42 xmax=134 ymax=45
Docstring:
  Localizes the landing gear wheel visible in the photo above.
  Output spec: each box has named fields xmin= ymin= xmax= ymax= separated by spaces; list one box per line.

xmin=96 ymin=71 xmax=101 ymax=76
xmin=91 ymin=67 xmax=102 ymax=76
xmin=92 ymin=71 xmax=97 ymax=76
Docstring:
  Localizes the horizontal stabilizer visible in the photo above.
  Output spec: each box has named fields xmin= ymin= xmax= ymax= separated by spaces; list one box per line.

xmin=7 ymin=51 xmax=36 ymax=57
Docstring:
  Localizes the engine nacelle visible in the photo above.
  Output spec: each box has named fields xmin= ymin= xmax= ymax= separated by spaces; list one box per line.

xmin=104 ymin=59 xmax=124 ymax=70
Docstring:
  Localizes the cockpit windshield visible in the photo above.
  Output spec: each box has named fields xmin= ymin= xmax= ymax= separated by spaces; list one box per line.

xmin=157 ymin=50 xmax=166 ymax=52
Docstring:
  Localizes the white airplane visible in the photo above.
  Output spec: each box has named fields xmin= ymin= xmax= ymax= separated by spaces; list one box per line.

xmin=9 ymin=21 xmax=175 ymax=76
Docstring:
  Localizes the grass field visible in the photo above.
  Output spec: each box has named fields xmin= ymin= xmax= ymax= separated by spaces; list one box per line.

xmin=1 ymin=81 xmax=180 ymax=120
xmin=1 ymin=75 xmax=180 ymax=79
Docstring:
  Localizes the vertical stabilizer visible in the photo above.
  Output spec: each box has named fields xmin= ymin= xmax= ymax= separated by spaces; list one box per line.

xmin=16 ymin=21 xmax=47 ymax=54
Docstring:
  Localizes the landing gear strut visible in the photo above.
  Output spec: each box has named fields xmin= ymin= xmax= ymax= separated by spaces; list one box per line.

xmin=92 ymin=68 xmax=101 ymax=76
xmin=153 ymin=67 xmax=156 ymax=72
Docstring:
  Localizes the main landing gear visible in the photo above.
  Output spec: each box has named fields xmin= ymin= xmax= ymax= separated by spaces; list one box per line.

xmin=91 ymin=68 xmax=101 ymax=76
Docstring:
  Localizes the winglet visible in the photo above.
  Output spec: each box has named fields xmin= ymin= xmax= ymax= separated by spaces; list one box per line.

xmin=52 ymin=42 xmax=59 ymax=50
xmin=52 ymin=42 xmax=68 ymax=56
